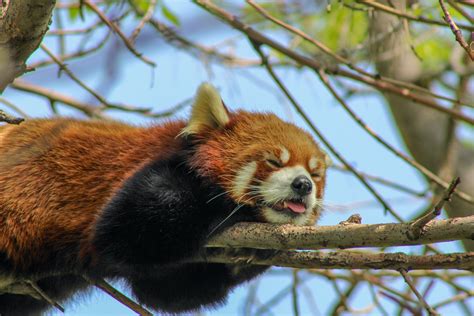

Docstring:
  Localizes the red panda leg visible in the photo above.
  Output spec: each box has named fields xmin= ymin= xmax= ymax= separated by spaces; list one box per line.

xmin=129 ymin=263 xmax=269 ymax=313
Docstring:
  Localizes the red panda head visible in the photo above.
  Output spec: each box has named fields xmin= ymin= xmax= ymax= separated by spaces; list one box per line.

xmin=182 ymin=83 xmax=331 ymax=226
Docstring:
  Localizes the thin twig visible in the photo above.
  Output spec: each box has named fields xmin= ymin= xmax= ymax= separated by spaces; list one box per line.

xmin=31 ymin=30 xmax=112 ymax=69
xmin=129 ymin=0 xmax=157 ymax=44
xmin=0 ymin=109 xmax=24 ymax=125
xmin=408 ymin=177 xmax=461 ymax=240
xmin=331 ymin=164 xmax=428 ymax=197
xmin=245 ymin=0 xmax=469 ymax=108
xmin=83 ymin=0 xmax=156 ymax=67
xmin=194 ymin=0 xmax=474 ymax=125
xmin=329 ymin=281 xmax=359 ymax=315
xmin=432 ymin=291 xmax=474 ymax=309
xmin=439 ymin=0 xmax=474 ymax=61
xmin=47 ymin=19 xmax=105 ymax=36
xmin=378 ymin=291 xmax=419 ymax=315
xmin=83 ymin=276 xmax=153 ymax=316
xmin=10 ymin=80 xmax=102 ymax=118
xmin=25 ymin=280 xmax=65 ymax=313
xmin=291 ymin=269 xmax=300 ymax=316
xmin=0 ymin=97 xmax=28 ymax=118
xmin=315 ymin=69 xmax=474 ymax=204
xmin=130 ymin=3 xmax=262 ymax=68
xmin=40 ymin=45 xmax=154 ymax=114
xmin=368 ymin=283 xmax=389 ymax=316
xmin=447 ymin=0 xmax=474 ymax=23
xmin=399 ymin=269 xmax=439 ymax=316
xmin=357 ymin=0 xmax=474 ymax=31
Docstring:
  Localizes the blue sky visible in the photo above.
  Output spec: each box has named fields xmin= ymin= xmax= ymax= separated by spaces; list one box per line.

xmin=3 ymin=1 xmax=471 ymax=315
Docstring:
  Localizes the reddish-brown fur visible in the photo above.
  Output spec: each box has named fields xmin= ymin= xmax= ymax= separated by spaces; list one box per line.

xmin=191 ymin=111 xmax=327 ymax=212
xmin=0 ymin=118 xmax=185 ymax=272
xmin=194 ymin=111 xmax=327 ymax=224
xmin=0 ymin=111 xmax=326 ymax=272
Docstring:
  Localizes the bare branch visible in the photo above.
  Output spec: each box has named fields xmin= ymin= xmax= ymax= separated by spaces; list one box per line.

xmin=357 ymin=0 xmax=474 ymax=31
xmin=245 ymin=0 xmax=469 ymax=108
xmin=10 ymin=80 xmax=102 ymax=118
xmin=208 ymin=216 xmax=474 ymax=251
xmin=129 ymin=0 xmax=157 ymax=44
xmin=83 ymin=0 xmax=156 ymax=67
xmin=83 ymin=276 xmax=152 ymax=316
xmin=0 ymin=109 xmax=24 ymax=125
xmin=409 ymin=177 xmax=461 ymax=239
xmin=24 ymin=280 xmax=65 ymax=313
xmin=439 ymin=0 xmax=474 ymax=61
xmin=316 ymin=70 xmax=474 ymax=204
xmin=399 ymin=269 xmax=439 ymax=316
xmin=203 ymin=249 xmax=474 ymax=271
xmin=193 ymin=0 xmax=474 ymax=125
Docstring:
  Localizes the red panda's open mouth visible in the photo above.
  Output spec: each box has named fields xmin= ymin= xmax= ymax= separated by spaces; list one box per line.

xmin=271 ymin=198 xmax=307 ymax=214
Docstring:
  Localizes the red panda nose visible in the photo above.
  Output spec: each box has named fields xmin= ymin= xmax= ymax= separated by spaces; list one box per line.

xmin=291 ymin=176 xmax=312 ymax=196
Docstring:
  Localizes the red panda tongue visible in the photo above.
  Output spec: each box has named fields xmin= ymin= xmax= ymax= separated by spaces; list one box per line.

xmin=286 ymin=201 xmax=306 ymax=213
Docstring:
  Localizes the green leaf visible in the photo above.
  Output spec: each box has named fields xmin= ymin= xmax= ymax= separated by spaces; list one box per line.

xmin=68 ymin=7 xmax=81 ymax=21
xmin=161 ymin=4 xmax=180 ymax=26
xmin=135 ymin=0 xmax=151 ymax=11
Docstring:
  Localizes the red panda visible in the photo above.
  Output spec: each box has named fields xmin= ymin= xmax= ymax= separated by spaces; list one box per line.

xmin=0 ymin=83 xmax=329 ymax=315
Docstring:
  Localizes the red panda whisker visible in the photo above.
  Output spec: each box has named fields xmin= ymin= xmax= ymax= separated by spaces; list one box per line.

xmin=206 ymin=191 xmax=231 ymax=204
xmin=236 ymin=192 xmax=259 ymax=205
xmin=206 ymin=199 xmax=252 ymax=238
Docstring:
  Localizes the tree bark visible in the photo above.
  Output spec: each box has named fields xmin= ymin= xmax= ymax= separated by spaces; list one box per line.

xmin=369 ymin=0 xmax=474 ymax=251
xmin=0 ymin=0 xmax=56 ymax=92
xmin=203 ymin=249 xmax=474 ymax=271
xmin=207 ymin=217 xmax=474 ymax=251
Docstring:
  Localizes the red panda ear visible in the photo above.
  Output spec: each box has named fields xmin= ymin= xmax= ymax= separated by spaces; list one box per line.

xmin=180 ymin=83 xmax=230 ymax=136
xmin=323 ymin=151 xmax=332 ymax=167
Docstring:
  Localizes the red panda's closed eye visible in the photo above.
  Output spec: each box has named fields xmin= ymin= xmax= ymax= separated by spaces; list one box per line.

xmin=265 ymin=159 xmax=282 ymax=169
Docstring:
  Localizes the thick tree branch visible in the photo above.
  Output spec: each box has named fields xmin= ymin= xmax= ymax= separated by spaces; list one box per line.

xmin=0 ymin=0 xmax=56 ymax=92
xmin=203 ymin=249 xmax=474 ymax=271
xmin=208 ymin=216 xmax=474 ymax=251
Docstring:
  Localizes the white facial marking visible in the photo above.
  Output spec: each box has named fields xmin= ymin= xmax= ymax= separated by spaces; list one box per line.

xmin=232 ymin=161 xmax=257 ymax=199
xmin=279 ymin=146 xmax=290 ymax=165
xmin=259 ymin=165 xmax=318 ymax=226
xmin=309 ymin=156 xmax=318 ymax=170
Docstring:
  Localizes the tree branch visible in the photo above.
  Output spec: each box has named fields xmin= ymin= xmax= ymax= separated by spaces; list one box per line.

xmin=202 ymin=248 xmax=474 ymax=271
xmin=207 ymin=216 xmax=474 ymax=251
xmin=369 ymin=0 xmax=474 ymax=251
xmin=0 ymin=109 xmax=24 ymax=124
xmin=83 ymin=276 xmax=152 ymax=316
xmin=439 ymin=0 xmax=474 ymax=61
xmin=0 ymin=0 xmax=56 ymax=92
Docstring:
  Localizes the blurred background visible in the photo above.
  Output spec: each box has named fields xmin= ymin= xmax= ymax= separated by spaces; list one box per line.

xmin=2 ymin=0 xmax=473 ymax=315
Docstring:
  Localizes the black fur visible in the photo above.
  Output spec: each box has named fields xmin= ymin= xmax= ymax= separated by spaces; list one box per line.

xmin=0 ymin=153 xmax=268 ymax=315
xmin=93 ymin=153 xmax=268 ymax=313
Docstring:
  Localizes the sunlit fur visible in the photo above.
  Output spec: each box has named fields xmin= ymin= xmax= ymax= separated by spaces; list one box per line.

xmin=180 ymin=83 xmax=229 ymax=136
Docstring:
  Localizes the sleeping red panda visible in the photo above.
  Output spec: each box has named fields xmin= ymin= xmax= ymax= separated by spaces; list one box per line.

xmin=0 ymin=83 xmax=329 ymax=315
